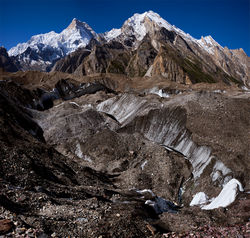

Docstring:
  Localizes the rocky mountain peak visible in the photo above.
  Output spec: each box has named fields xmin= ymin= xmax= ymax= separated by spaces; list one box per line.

xmin=8 ymin=18 xmax=97 ymax=71
xmin=67 ymin=18 xmax=81 ymax=29
xmin=121 ymin=11 xmax=173 ymax=40
xmin=66 ymin=18 xmax=93 ymax=32
xmin=104 ymin=10 xmax=195 ymax=45
xmin=200 ymin=35 xmax=221 ymax=48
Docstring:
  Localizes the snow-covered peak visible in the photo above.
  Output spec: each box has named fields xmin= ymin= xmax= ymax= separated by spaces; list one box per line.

xmin=123 ymin=10 xmax=174 ymax=41
xmin=103 ymin=10 xmax=171 ymax=42
xmin=8 ymin=18 xmax=97 ymax=57
xmin=67 ymin=18 xmax=83 ymax=29
xmin=103 ymin=10 xmax=227 ymax=57
xmin=104 ymin=10 xmax=196 ymax=43
xmin=102 ymin=28 xmax=121 ymax=41
xmin=8 ymin=31 xmax=59 ymax=56
xmin=65 ymin=18 xmax=97 ymax=37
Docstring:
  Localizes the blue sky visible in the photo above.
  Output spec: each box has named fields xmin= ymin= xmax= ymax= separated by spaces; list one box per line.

xmin=0 ymin=0 xmax=249 ymax=55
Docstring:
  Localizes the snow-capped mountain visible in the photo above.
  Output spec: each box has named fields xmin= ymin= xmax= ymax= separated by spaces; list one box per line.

xmin=103 ymin=11 xmax=227 ymax=56
xmin=103 ymin=11 xmax=195 ymax=44
xmin=7 ymin=11 xmax=249 ymax=86
xmin=101 ymin=11 xmax=248 ymax=85
xmin=8 ymin=18 xmax=97 ymax=71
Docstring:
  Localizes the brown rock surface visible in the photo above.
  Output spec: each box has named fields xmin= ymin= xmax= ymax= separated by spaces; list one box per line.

xmin=0 ymin=219 xmax=14 ymax=235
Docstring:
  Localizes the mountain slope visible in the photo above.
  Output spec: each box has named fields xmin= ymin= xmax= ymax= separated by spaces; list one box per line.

xmin=52 ymin=24 xmax=247 ymax=86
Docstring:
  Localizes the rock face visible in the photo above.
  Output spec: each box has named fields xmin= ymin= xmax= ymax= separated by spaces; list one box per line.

xmin=0 ymin=47 xmax=19 ymax=72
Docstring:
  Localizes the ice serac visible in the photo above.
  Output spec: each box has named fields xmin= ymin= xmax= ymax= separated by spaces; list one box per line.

xmin=8 ymin=18 xmax=97 ymax=71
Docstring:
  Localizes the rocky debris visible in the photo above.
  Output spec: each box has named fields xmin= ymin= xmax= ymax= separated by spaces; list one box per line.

xmin=0 ymin=72 xmax=249 ymax=237
xmin=163 ymin=222 xmax=249 ymax=237
xmin=55 ymin=78 xmax=116 ymax=100
xmin=30 ymin=83 xmax=250 ymax=203
xmin=0 ymin=76 xmax=116 ymax=112
xmin=0 ymin=219 xmax=14 ymax=235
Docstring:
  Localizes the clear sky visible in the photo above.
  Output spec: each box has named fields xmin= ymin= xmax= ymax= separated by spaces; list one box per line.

xmin=0 ymin=0 xmax=249 ymax=55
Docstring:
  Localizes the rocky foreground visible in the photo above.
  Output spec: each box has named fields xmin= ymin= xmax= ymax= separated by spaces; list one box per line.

xmin=0 ymin=71 xmax=249 ymax=237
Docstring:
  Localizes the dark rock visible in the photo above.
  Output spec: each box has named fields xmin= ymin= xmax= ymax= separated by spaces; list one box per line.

xmin=0 ymin=47 xmax=19 ymax=72
xmin=55 ymin=78 xmax=115 ymax=100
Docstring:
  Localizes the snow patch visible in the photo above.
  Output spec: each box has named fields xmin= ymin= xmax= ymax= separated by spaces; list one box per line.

xmin=104 ymin=28 xmax=122 ymax=42
xmin=82 ymin=155 xmax=92 ymax=163
xmin=69 ymin=102 xmax=80 ymax=107
xmin=141 ymin=160 xmax=148 ymax=170
xmin=242 ymin=86 xmax=250 ymax=91
xmin=97 ymin=94 xmax=150 ymax=125
xmin=75 ymin=143 xmax=83 ymax=159
xmin=149 ymin=87 xmax=169 ymax=98
xmin=190 ymin=146 xmax=212 ymax=178
xmin=190 ymin=192 xmax=209 ymax=206
xmin=136 ymin=189 xmax=155 ymax=197
xmin=213 ymin=90 xmax=226 ymax=94
xmin=145 ymin=65 xmax=153 ymax=77
xmin=202 ymin=179 xmax=244 ymax=210
xmin=197 ymin=35 xmax=223 ymax=55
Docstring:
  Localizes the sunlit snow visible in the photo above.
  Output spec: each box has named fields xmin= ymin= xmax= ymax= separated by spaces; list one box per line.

xmin=190 ymin=192 xmax=209 ymax=206
xmin=202 ymin=179 xmax=244 ymax=210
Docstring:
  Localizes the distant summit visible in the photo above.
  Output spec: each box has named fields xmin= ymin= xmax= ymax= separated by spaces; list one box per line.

xmin=8 ymin=18 xmax=97 ymax=71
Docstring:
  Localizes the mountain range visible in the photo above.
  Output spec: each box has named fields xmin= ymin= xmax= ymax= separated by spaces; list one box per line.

xmin=0 ymin=10 xmax=250 ymax=237
xmin=4 ymin=11 xmax=249 ymax=87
